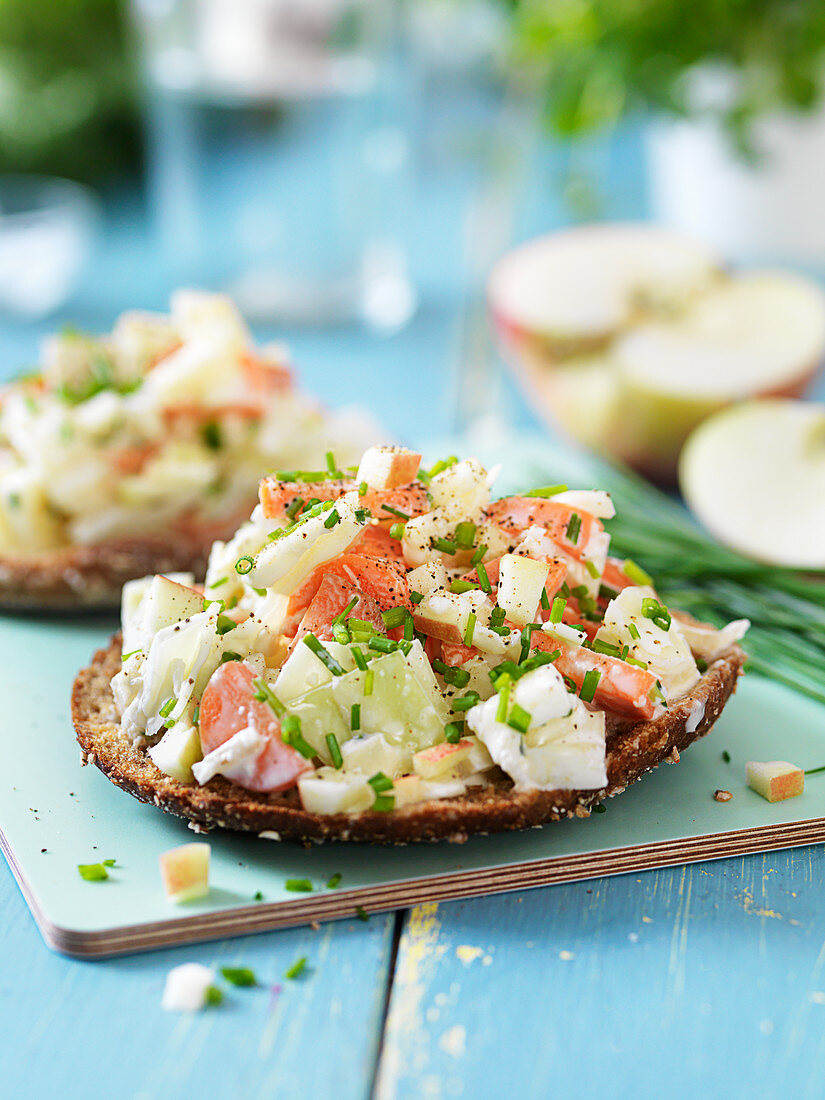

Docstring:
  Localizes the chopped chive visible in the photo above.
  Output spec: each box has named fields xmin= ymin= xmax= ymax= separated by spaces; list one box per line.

xmin=326 ymin=450 xmax=339 ymax=476
xmin=450 ymin=667 xmax=471 ymax=688
xmin=381 ymin=503 xmax=410 ymax=520
xmin=722 ymin=751 xmax=731 ymax=763
xmin=696 ymin=657 xmax=708 ymax=673
xmin=452 ymin=691 xmax=480 ymax=712
xmin=121 ymin=649 xmax=141 ymax=662
xmin=540 ymin=588 xmax=551 ymax=610
xmin=804 ymin=765 xmax=825 ymax=776
xmin=327 ymin=872 xmax=342 ymax=889
xmin=281 ymin=716 xmax=316 ymax=759
xmin=490 ymin=606 xmax=506 ymax=629
xmin=253 ymin=677 xmax=286 ymax=716
xmin=390 ymin=521 xmax=406 ymax=541
xmin=628 ymin=622 xmax=641 ymax=640
xmin=593 ymin=804 xmax=607 ymax=814
xmin=624 ymin=559 xmax=653 ymax=587
xmin=599 ymin=583 xmax=619 ymax=602
xmin=235 ymin=555 xmax=255 ymax=575
xmin=333 ymin=596 xmax=359 ymax=625
xmin=285 ymin=496 xmax=305 ymax=520
xmin=626 ymin=657 xmax=649 ymax=670
xmin=425 ymin=456 xmax=458 ymax=479
xmin=432 ymin=536 xmax=458 ymax=555
xmin=368 ymin=772 xmax=393 ymax=794
xmin=209 ymin=576 xmax=229 ymax=589
xmin=192 ymin=704 xmax=200 ymax=725
xmin=285 ymin=956 xmax=307 ymax=980
xmin=354 ymin=508 xmax=371 ymax=523
xmin=641 ymin=597 xmax=671 ymax=632
xmin=496 ymin=676 xmax=511 ymax=722
xmin=550 ymin=596 xmax=567 ymax=623
xmin=323 ymin=509 xmax=341 ymax=529
xmin=159 ymin=697 xmax=176 ymax=718
xmin=369 ymin=636 xmax=395 ymax=654
xmin=403 ymin=612 xmax=414 ymax=641
xmin=451 ymin=578 xmax=479 ymax=595
xmin=352 ymin=648 xmax=368 ymax=672
xmin=444 ymin=722 xmax=464 ymax=743
xmin=591 ymin=638 xmax=621 ymax=657
xmin=471 ymin=544 xmax=488 ymax=566
xmin=351 ymin=704 xmax=361 ymax=731
xmin=356 ymin=906 xmax=370 ymax=921
xmin=579 ymin=669 xmax=601 ymax=703
xmin=326 ymin=733 xmax=344 ymax=769
xmin=205 ymin=985 xmax=224 ymax=1006
xmin=410 ymin=590 xmax=424 ymax=605
xmin=464 ymin=612 xmax=477 ymax=648
xmin=221 ymin=967 xmax=256 ymax=987
xmin=254 ymin=891 xmax=264 ymax=901
xmin=303 ymin=634 xmax=346 ymax=676
xmin=455 ymin=521 xmax=477 ymax=550
xmin=358 ymin=480 xmax=368 ymax=496
xmin=216 ymin=613 xmax=236 ymax=635
xmin=525 ymin=484 xmax=567 ymax=498
xmin=77 ymin=863 xmax=109 ymax=881
xmin=252 ymin=586 xmax=268 ymax=598
xmin=507 ymin=703 xmax=532 ymax=734
xmin=332 ymin=623 xmax=351 ymax=645
xmin=373 ymin=795 xmax=395 ymax=812
xmin=476 ymin=561 xmax=492 ymax=594
xmin=566 ymin=513 xmax=582 ymax=545
xmin=382 ymin=606 xmax=407 ymax=630
xmin=285 ymin=878 xmax=313 ymax=893
xmin=364 ymin=669 xmax=374 ymax=696
xmin=584 ymin=560 xmax=600 ymax=579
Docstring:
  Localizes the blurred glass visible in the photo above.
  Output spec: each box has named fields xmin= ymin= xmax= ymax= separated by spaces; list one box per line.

xmin=132 ymin=0 xmax=416 ymax=329
xmin=0 ymin=176 xmax=100 ymax=318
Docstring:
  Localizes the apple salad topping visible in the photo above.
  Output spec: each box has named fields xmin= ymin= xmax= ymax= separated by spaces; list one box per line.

xmin=112 ymin=447 xmax=749 ymax=811
xmin=0 ymin=291 xmax=374 ymax=554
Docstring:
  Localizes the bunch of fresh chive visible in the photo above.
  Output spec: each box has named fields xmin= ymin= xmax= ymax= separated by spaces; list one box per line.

xmin=526 ymin=452 xmax=825 ymax=706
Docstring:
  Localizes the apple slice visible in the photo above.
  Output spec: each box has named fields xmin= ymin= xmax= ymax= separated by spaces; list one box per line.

xmin=489 ymin=222 xmax=720 ymax=362
xmin=159 ymin=842 xmax=211 ymax=903
xmin=679 ymin=399 xmax=825 ymax=568
xmin=745 ymin=761 xmax=805 ymax=803
xmin=356 ymin=446 xmax=421 ymax=490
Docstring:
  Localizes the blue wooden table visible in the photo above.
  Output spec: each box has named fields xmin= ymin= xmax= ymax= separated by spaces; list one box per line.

xmin=3 ymin=123 xmax=825 ymax=1098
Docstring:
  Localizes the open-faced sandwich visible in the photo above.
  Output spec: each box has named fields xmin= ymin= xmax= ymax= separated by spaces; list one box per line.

xmin=0 ymin=291 xmax=373 ymax=610
xmin=72 ymin=447 xmax=748 ymax=843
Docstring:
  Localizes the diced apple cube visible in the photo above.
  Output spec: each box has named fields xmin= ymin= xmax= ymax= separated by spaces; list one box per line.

xmin=413 ymin=739 xmax=473 ymax=780
xmin=148 ymin=723 xmax=203 ymax=782
xmin=407 ymin=560 xmax=449 ymax=597
xmin=393 ymin=774 xmax=428 ymax=808
xmin=159 ymin=843 xmax=210 ymax=903
xmin=356 ymin=446 xmax=421 ymax=489
xmin=745 ymin=761 xmax=805 ymax=803
xmin=297 ymin=769 xmax=374 ymax=814
xmin=413 ymin=591 xmax=470 ymax=644
xmin=497 ymin=553 xmax=550 ymax=628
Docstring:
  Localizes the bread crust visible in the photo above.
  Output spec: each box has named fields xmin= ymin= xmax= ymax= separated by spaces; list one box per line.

xmin=71 ymin=634 xmax=746 ymax=844
xmin=0 ymin=507 xmax=251 ymax=612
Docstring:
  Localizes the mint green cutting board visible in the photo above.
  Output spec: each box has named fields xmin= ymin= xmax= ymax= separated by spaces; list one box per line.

xmin=3 ymin=611 xmax=825 ymax=958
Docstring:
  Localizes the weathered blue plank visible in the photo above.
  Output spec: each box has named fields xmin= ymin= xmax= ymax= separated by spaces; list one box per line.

xmin=1 ymin=861 xmax=394 ymax=1100
xmin=377 ymin=848 xmax=825 ymax=1099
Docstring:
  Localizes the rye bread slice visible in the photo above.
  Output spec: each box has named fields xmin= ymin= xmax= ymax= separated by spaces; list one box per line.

xmin=72 ymin=634 xmax=746 ymax=844
xmin=0 ymin=505 xmax=253 ymax=612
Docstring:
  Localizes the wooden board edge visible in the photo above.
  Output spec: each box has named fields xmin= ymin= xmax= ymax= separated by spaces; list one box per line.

xmin=7 ymin=817 xmax=825 ymax=959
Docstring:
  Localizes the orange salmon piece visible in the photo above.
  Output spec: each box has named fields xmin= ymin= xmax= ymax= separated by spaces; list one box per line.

xmin=530 ymin=631 xmax=659 ymax=720
xmin=485 ymin=496 xmax=603 ymax=562
xmin=291 ymin=574 xmax=385 ymax=650
xmin=198 ymin=662 xmax=311 ymax=792
xmin=259 ymin=477 xmax=429 ymax=523
xmin=287 ymin=553 xmax=413 ymax=617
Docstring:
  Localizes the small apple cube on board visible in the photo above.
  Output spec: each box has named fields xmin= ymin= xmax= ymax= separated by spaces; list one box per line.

xmin=159 ymin=842 xmax=211 ymax=903
xmin=497 ymin=553 xmax=551 ymax=628
xmin=356 ymin=446 xmax=421 ymax=490
xmin=745 ymin=761 xmax=805 ymax=803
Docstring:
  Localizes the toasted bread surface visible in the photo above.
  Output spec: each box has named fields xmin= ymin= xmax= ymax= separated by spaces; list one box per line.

xmin=72 ymin=635 xmax=746 ymax=844
xmin=0 ymin=506 xmax=252 ymax=612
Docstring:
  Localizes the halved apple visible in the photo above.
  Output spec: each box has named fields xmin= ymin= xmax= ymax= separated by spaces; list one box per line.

xmin=489 ymin=222 xmax=720 ymax=365
xmin=679 ymin=398 xmax=825 ymax=568
xmin=493 ymin=229 xmax=825 ymax=482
